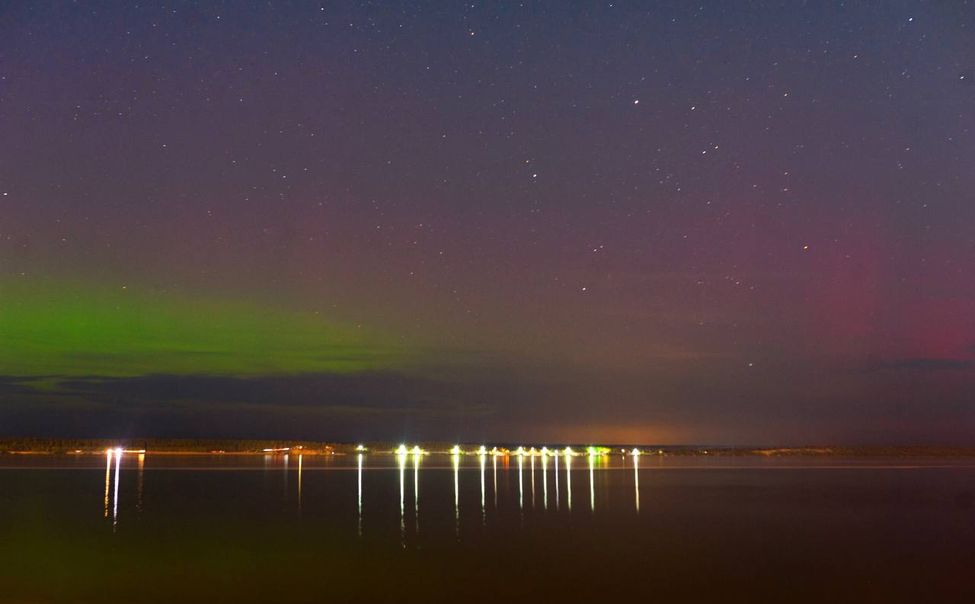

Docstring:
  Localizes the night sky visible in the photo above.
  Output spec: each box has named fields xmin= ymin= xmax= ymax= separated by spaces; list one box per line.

xmin=2 ymin=1 xmax=974 ymax=444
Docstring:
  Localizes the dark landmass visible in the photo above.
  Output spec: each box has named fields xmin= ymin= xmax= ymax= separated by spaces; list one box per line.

xmin=1 ymin=438 xmax=974 ymax=457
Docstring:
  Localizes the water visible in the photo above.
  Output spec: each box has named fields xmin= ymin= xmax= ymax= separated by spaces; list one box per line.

xmin=1 ymin=453 xmax=974 ymax=602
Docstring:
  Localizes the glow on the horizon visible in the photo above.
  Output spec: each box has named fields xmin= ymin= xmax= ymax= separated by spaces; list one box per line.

xmin=412 ymin=445 xmax=423 ymax=456
xmin=631 ymin=448 xmax=641 ymax=456
xmin=477 ymin=445 xmax=487 ymax=456
xmin=564 ymin=446 xmax=575 ymax=457
xmin=515 ymin=446 xmax=525 ymax=457
xmin=541 ymin=446 xmax=549 ymax=456
xmin=450 ymin=445 xmax=461 ymax=455
xmin=396 ymin=444 xmax=408 ymax=456
xmin=355 ymin=444 xmax=367 ymax=452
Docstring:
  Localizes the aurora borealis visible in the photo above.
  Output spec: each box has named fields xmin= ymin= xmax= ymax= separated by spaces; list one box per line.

xmin=1 ymin=2 xmax=974 ymax=443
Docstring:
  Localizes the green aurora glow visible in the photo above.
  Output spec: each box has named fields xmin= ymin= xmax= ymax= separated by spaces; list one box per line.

xmin=0 ymin=281 xmax=400 ymax=378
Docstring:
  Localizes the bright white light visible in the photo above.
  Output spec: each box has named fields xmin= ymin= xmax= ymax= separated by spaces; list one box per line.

xmin=515 ymin=446 xmax=525 ymax=456
xmin=396 ymin=444 xmax=408 ymax=456
xmin=411 ymin=445 xmax=422 ymax=456
xmin=355 ymin=444 xmax=366 ymax=452
xmin=450 ymin=445 xmax=461 ymax=455
xmin=631 ymin=448 xmax=641 ymax=456
xmin=541 ymin=446 xmax=549 ymax=456
xmin=477 ymin=445 xmax=487 ymax=456
xmin=564 ymin=446 xmax=574 ymax=457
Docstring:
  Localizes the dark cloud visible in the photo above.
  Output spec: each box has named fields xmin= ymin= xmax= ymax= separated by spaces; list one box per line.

xmin=0 ymin=371 xmax=495 ymax=441
xmin=3 ymin=354 xmax=975 ymax=445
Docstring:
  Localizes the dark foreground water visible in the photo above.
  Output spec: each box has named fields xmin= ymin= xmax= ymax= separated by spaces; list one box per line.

xmin=1 ymin=453 xmax=974 ymax=603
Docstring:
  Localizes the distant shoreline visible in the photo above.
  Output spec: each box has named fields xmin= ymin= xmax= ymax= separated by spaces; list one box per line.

xmin=1 ymin=438 xmax=974 ymax=457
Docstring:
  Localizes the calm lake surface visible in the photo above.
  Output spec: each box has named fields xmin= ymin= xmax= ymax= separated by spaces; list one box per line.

xmin=2 ymin=453 xmax=974 ymax=602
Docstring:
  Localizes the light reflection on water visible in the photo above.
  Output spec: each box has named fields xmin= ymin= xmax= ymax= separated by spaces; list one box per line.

xmin=452 ymin=454 xmax=461 ymax=537
xmin=136 ymin=452 xmax=145 ymax=514
xmin=479 ymin=453 xmax=486 ymax=525
xmin=554 ymin=453 xmax=560 ymax=510
xmin=91 ymin=451 xmax=972 ymax=540
xmin=413 ymin=452 xmax=420 ymax=532
xmin=297 ymin=454 xmax=303 ymax=509
xmin=356 ymin=453 xmax=363 ymax=536
xmin=103 ymin=449 xmax=111 ymax=518
xmin=397 ymin=451 xmax=406 ymax=546
xmin=492 ymin=453 xmax=498 ymax=508
xmin=96 ymin=451 xmax=649 ymax=536
xmin=530 ymin=454 xmax=536 ymax=509
xmin=112 ymin=448 xmax=120 ymax=528
xmin=4 ymin=453 xmax=973 ymax=602
xmin=588 ymin=453 xmax=595 ymax=512
xmin=542 ymin=453 xmax=548 ymax=510
xmin=517 ymin=454 xmax=524 ymax=510
xmin=565 ymin=453 xmax=573 ymax=510
xmin=633 ymin=453 xmax=640 ymax=513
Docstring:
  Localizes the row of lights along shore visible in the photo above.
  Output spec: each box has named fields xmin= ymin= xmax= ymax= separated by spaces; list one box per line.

xmin=102 ymin=445 xmax=664 ymax=456
xmin=385 ymin=445 xmax=645 ymax=457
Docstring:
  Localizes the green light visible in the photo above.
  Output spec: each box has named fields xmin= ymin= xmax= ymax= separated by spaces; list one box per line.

xmin=0 ymin=279 xmax=402 ymax=378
